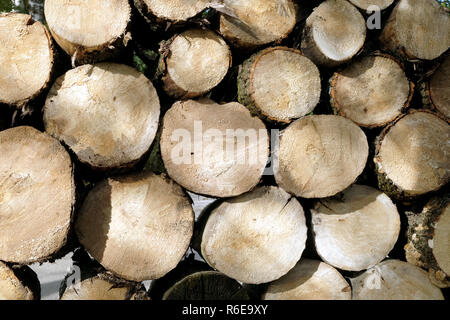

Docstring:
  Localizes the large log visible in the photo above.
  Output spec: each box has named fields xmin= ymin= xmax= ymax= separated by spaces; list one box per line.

xmin=160 ymin=99 xmax=269 ymax=197
xmin=0 ymin=13 xmax=54 ymax=106
xmin=219 ymin=0 xmax=298 ymax=49
xmin=160 ymin=29 xmax=231 ymax=99
xmin=43 ymin=63 xmax=160 ymax=170
xmin=301 ymin=0 xmax=366 ymax=67
xmin=262 ymin=259 xmax=351 ymax=300
xmin=421 ymin=54 xmax=450 ymax=119
xmin=0 ymin=262 xmax=40 ymax=300
xmin=75 ymin=172 xmax=194 ymax=282
xmin=311 ymin=185 xmax=400 ymax=271
xmin=274 ymin=115 xmax=368 ymax=198
xmin=351 ymin=260 xmax=444 ymax=300
xmin=238 ymin=46 xmax=321 ymax=123
xmin=44 ymin=0 xmax=131 ymax=64
xmin=196 ymin=186 xmax=307 ymax=284
xmin=379 ymin=0 xmax=449 ymax=60
xmin=0 ymin=126 xmax=74 ymax=264
xmin=374 ymin=110 xmax=449 ymax=200
xmin=348 ymin=0 xmax=394 ymax=10
xmin=405 ymin=195 xmax=450 ymax=288
xmin=330 ymin=53 xmax=414 ymax=128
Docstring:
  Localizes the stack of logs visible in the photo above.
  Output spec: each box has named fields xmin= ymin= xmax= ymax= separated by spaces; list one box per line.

xmin=0 ymin=0 xmax=449 ymax=300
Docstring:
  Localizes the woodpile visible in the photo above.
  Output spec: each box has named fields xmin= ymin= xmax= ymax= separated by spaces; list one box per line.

xmin=0 ymin=0 xmax=448 ymax=301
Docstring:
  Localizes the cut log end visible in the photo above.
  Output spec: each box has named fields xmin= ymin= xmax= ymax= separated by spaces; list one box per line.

xmin=374 ymin=111 xmax=450 ymax=199
xmin=160 ymin=99 xmax=269 ymax=198
xmin=162 ymin=29 xmax=231 ymax=99
xmin=163 ymin=271 xmax=249 ymax=300
xmin=238 ymin=47 xmax=321 ymax=123
xmin=75 ymin=172 xmax=194 ymax=282
xmin=380 ymin=0 xmax=450 ymax=60
xmin=311 ymin=185 xmax=400 ymax=271
xmin=424 ymin=54 xmax=450 ymax=119
xmin=44 ymin=0 xmax=131 ymax=63
xmin=43 ymin=63 xmax=160 ymax=170
xmin=219 ymin=0 xmax=297 ymax=48
xmin=200 ymin=186 xmax=307 ymax=284
xmin=348 ymin=0 xmax=394 ymax=10
xmin=351 ymin=260 xmax=444 ymax=300
xmin=330 ymin=53 xmax=413 ymax=128
xmin=0 ymin=262 xmax=40 ymax=300
xmin=406 ymin=195 xmax=450 ymax=288
xmin=0 ymin=13 xmax=54 ymax=106
xmin=301 ymin=0 xmax=366 ymax=67
xmin=263 ymin=259 xmax=351 ymax=300
xmin=134 ymin=0 xmax=210 ymax=24
xmin=0 ymin=126 xmax=74 ymax=264
xmin=275 ymin=115 xmax=368 ymax=198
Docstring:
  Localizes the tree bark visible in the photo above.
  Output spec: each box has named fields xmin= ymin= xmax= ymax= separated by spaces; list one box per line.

xmin=274 ymin=115 xmax=369 ymax=198
xmin=300 ymin=0 xmax=366 ymax=67
xmin=0 ymin=126 xmax=74 ymax=264
xmin=405 ymin=195 xmax=450 ymax=288
xmin=238 ymin=46 xmax=321 ymax=123
xmin=379 ymin=0 xmax=449 ymax=60
xmin=43 ymin=63 xmax=160 ymax=170
xmin=75 ymin=172 xmax=194 ymax=282
xmin=374 ymin=110 xmax=450 ymax=200
xmin=196 ymin=186 xmax=307 ymax=284
xmin=330 ymin=52 xmax=414 ymax=128
xmin=44 ymin=0 xmax=131 ymax=65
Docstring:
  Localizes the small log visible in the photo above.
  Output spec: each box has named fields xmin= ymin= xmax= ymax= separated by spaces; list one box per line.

xmin=421 ymin=54 xmax=450 ymax=119
xmin=351 ymin=260 xmax=444 ymax=300
xmin=0 ymin=262 xmax=40 ymax=300
xmin=198 ymin=186 xmax=307 ymax=284
xmin=379 ymin=0 xmax=449 ymax=60
xmin=161 ymin=29 xmax=231 ymax=99
xmin=311 ymin=185 xmax=400 ymax=271
xmin=262 ymin=259 xmax=351 ymax=300
xmin=133 ymin=0 xmax=210 ymax=27
xmin=330 ymin=53 xmax=414 ymax=128
xmin=238 ymin=46 xmax=321 ymax=123
xmin=405 ymin=195 xmax=450 ymax=288
xmin=374 ymin=110 xmax=450 ymax=200
xmin=43 ymin=63 xmax=160 ymax=170
xmin=0 ymin=126 xmax=74 ymax=264
xmin=0 ymin=13 xmax=54 ymax=106
xmin=163 ymin=271 xmax=250 ymax=300
xmin=219 ymin=0 xmax=298 ymax=49
xmin=160 ymin=99 xmax=269 ymax=197
xmin=348 ymin=0 xmax=394 ymax=10
xmin=301 ymin=0 xmax=366 ymax=67
xmin=44 ymin=0 xmax=131 ymax=64
xmin=274 ymin=115 xmax=368 ymax=198
xmin=75 ymin=172 xmax=194 ymax=282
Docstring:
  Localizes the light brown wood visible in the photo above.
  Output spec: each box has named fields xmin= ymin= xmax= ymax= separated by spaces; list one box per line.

xmin=238 ymin=47 xmax=321 ymax=123
xmin=348 ymin=0 xmax=394 ymax=10
xmin=263 ymin=259 xmax=351 ymax=300
xmin=161 ymin=29 xmax=231 ymax=99
xmin=160 ymin=99 xmax=269 ymax=197
xmin=200 ymin=186 xmax=307 ymax=284
xmin=134 ymin=0 xmax=210 ymax=23
xmin=0 ymin=126 xmax=74 ymax=264
xmin=274 ymin=115 xmax=368 ymax=198
xmin=219 ymin=0 xmax=297 ymax=48
xmin=44 ymin=0 xmax=131 ymax=64
xmin=379 ymin=0 xmax=449 ymax=60
xmin=311 ymin=185 xmax=400 ymax=271
xmin=351 ymin=260 xmax=444 ymax=300
xmin=301 ymin=0 xmax=366 ymax=67
xmin=374 ymin=111 xmax=450 ymax=199
xmin=43 ymin=63 xmax=160 ymax=170
xmin=0 ymin=262 xmax=40 ymax=300
xmin=75 ymin=172 xmax=194 ymax=282
xmin=0 ymin=13 xmax=54 ymax=106
xmin=330 ymin=53 xmax=413 ymax=128
xmin=426 ymin=54 xmax=450 ymax=118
